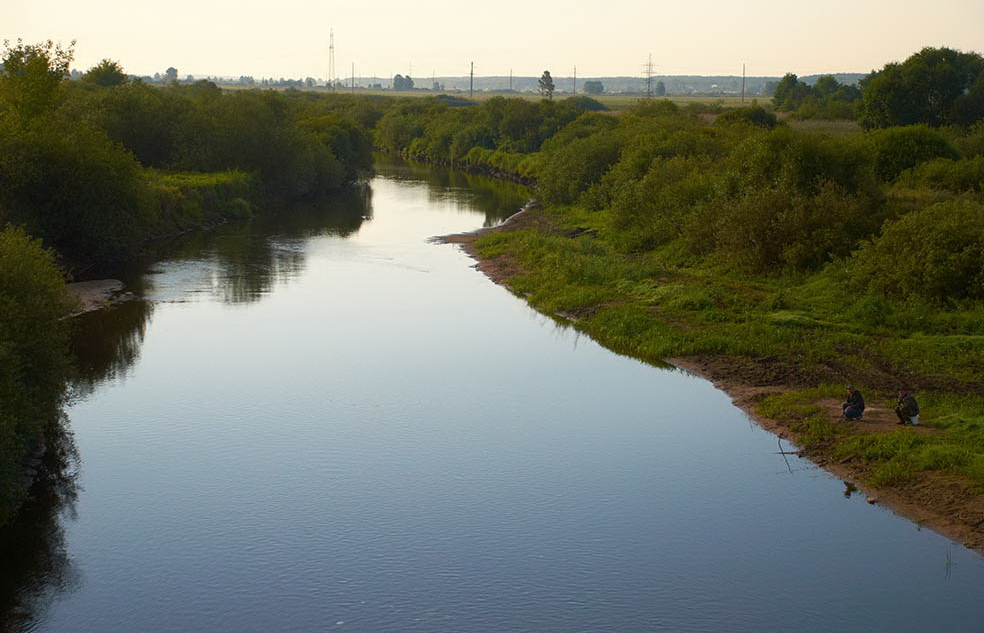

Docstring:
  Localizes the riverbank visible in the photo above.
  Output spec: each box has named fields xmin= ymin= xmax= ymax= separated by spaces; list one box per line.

xmin=66 ymin=279 xmax=135 ymax=315
xmin=442 ymin=203 xmax=984 ymax=556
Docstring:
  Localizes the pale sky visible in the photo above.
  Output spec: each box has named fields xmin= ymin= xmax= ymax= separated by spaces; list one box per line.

xmin=5 ymin=0 xmax=983 ymax=80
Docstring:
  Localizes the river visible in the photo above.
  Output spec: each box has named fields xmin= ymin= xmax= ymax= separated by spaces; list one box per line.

xmin=4 ymin=160 xmax=983 ymax=632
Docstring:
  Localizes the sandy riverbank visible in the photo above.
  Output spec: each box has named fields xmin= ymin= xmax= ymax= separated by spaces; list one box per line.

xmin=441 ymin=203 xmax=984 ymax=555
xmin=66 ymin=279 xmax=135 ymax=315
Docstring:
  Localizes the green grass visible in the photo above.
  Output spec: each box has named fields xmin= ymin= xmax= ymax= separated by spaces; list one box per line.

xmin=474 ymin=206 xmax=984 ymax=495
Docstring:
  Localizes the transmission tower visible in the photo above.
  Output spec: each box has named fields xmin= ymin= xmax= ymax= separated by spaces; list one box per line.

xmin=328 ymin=30 xmax=336 ymax=91
xmin=643 ymin=53 xmax=655 ymax=98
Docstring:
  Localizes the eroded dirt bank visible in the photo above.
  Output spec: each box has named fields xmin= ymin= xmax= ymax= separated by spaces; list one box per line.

xmin=441 ymin=204 xmax=984 ymax=555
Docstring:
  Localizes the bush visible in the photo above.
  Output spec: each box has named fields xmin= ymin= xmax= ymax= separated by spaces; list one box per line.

xmin=0 ymin=226 xmax=75 ymax=524
xmin=734 ymin=126 xmax=876 ymax=196
xmin=537 ymin=132 xmax=621 ymax=205
xmin=715 ymin=104 xmax=779 ymax=129
xmin=0 ymin=118 xmax=153 ymax=264
xmin=864 ymin=125 xmax=960 ymax=182
xmin=712 ymin=182 xmax=878 ymax=273
xmin=898 ymin=156 xmax=984 ymax=192
xmin=852 ymin=199 xmax=984 ymax=303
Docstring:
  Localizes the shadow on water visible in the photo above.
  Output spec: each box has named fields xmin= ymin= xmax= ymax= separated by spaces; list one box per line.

xmin=375 ymin=155 xmax=531 ymax=227
xmin=0 ymin=165 xmax=526 ymax=631
xmin=70 ymin=299 xmax=153 ymax=399
xmin=0 ymin=424 xmax=81 ymax=633
xmin=136 ymin=181 xmax=374 ymax=305
xmin=0 ymin=182 xmax=376 ymax=632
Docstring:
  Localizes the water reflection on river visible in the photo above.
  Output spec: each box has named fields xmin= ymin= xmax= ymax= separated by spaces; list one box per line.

xmin=4 ymin=161 xmax=983 ymax=632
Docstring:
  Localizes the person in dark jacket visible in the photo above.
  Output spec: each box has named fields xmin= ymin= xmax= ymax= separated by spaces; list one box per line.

xmin=842 ymin=385 xmax=865 ymax=420
xmin=894 ymin=389 xmax=920 ymax=425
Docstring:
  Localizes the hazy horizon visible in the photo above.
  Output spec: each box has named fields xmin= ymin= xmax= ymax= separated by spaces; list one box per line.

xmin=6 ymin=0 xmax=983 ymax=82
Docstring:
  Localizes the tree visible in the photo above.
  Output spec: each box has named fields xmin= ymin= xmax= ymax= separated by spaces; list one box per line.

xmin=858 ymin=47 xmax=984 ymax=129
xmin=393 ymin=74 xmax=414 ymax=91
xmin=82 ymin=59 xmax=128 ymax=87
xmin=163 ymin=66 xmax=178 ymax=83
xmin=772 ymin=73 xmax=811 ymax=111
xmin=538 ymin=70 xmax=555 ymax=99
xmin=811 ymin=75 xmax=841 ymax=98
xmin=0 ymin=39 xmax=74 ymax=119
xmin=583 ymin=80 xmax=604 ymax=95
xmin=654 ymin=81 xmax=666 ymax=97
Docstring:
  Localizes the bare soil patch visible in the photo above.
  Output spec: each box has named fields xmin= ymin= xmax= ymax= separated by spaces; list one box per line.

xmin=67 ymin=279 xmax=135 ymax=315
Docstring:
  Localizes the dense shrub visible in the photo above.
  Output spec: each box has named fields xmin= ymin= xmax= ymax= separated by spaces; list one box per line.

xmin=537 ymin=132 xmax=621 ymax=205
xmin=712 ymin=182 xmax=879 ymax=273
xmin=0 ymin=226 xmax=75 ymax=524
xmin=864 ymin=125 xmax=960 ymax=182
xmin=0 ymin=118 xmax=153 ymax=263
xmin=609 ymin=156 xmax=716 ymax=250
xmin=852 ymin=199 xmax=984 ymax=304
xmin=66 ymin=80 xmax=184 ymax=168
xmin=715 ymin=104 xmax=779 ymax=129
xmin=898 ymin=156 xmax=984 ymax=192
xmin=734 ymin=126 xmax=876 ymax=196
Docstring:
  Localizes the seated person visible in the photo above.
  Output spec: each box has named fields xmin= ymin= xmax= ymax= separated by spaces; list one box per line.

xmin=842 ymin=385 xmax=865 ymax=420
xmin=894 ymin=388 xmax=920 ymax=425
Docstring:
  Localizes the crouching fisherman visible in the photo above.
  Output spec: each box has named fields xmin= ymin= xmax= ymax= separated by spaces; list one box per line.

xmin=842 ymin=385 xmax=865 ymax=420
xmin=894 ymin=388 xmax=920 ymax=425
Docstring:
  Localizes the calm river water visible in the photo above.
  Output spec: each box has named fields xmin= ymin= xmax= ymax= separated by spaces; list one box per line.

xmin=5 ymin=161 xmax=983 ymax=632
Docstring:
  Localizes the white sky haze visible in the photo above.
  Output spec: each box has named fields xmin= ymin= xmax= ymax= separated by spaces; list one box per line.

xmin=5 ymin=0 xmax=983 ymax=80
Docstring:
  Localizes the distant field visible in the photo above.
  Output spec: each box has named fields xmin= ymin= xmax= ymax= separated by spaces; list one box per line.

xmin=215 ymin=83 xmax=770 ymax=111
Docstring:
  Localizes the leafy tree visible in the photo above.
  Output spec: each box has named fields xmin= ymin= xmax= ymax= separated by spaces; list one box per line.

xmin=538 ymin=70 xmax=555 ymax=99
xmin=393 ymin=74 xmax=414 ymax=91
xmin=583 ymin=80 xmax=604 ymax=95
xmin=858 ymin=47 xmax=984 ymax=129
xmin=164 ymin=66 xmax=178 ymax=83
xmin=772 ymin=73 xmax=811 ymax=111
xmin=654 ymin=81 xmax=666 ymax=97
xmin=811 ymin=75 xmax=840 ymax=98
xmin=82 ymin=59 xmax=128 ymax=87
xmin=0 ymin=39 xmax=74 ymax=120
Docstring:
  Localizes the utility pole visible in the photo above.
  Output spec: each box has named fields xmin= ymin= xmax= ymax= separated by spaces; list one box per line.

xmin=741 ymin=63 xmax=746 ymax=103
xmin=573 ymin=66 xmax=577 ymax=95
xmin=328 ymin=30 xmax=336 ymax=91
xmin=470 ymin=62 xmax=474 ymax=98
xmin=509 ymin=69 xmax=513 ymax=92
xmin=351 ymin=63 xmax=355 ymax=94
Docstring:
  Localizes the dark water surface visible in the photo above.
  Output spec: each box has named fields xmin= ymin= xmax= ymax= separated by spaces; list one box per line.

xmin=8 ymin=162 xmax=984 ymax=632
